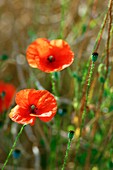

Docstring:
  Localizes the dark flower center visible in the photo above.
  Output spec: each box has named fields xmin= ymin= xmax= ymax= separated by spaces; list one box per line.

xmin=0 ymin=91 xmax=6 ymax=99
xmin=30 ymin=105 xmax=38 ymax=114
xmin=47 ymin=55 xmax=55 ymax=62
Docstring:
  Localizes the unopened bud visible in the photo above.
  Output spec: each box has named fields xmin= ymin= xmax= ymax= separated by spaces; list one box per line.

xmin=91 ymin=52 xmax=98 ymax=62
xmin=68 ymin=130 xmax=74 ymax=140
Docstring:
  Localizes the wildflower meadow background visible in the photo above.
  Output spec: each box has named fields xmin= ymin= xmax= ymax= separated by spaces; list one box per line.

xmin=0 ymin=0 xmax=113 ymax=170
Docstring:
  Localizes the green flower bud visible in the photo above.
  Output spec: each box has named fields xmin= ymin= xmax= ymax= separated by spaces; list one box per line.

xmin=91 ymin=52 xmax=98 ymax=62
xmin=68 ymin=130 xmax=74 ymax=140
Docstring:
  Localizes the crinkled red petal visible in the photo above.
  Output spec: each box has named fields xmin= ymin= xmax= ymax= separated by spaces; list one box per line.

xmin=26 ymin=38 xmax=74 ymax=73
xmin=0 ymin=81 xmax=16 ymax=113
xmin=26 ymin=38 xmax=50 ymax=68
xmin=9 ymin=105 xmax=36 ymax=125
xmin=28 ymin=90 xmax=57 ymax=121
xmin=35 ymin=39 xmax=74 ymax=73
xmin=15 ymin=89 xmax=35 ymax=109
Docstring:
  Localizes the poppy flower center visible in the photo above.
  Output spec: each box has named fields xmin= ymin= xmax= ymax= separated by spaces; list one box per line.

xmin=47 ymin=55 xmax=55 ymax=62
xmin=0 ymin=91 xmax=6 ymax=99
xmin=30 ymin=105 xmax=38 ymax=114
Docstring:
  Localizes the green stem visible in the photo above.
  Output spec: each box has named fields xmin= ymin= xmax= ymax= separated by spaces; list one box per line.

xmin=81 ymin=61 xmax=95 ymax=132
xmin=2 ymin=124 xmax=26 ymax=170
xmin=81 ymin=108 xmax=86 ymax=132
xmin=86 ymin=61 xmax=95 ymax=104
xmin=81 ymin=59 xmax=91 ymax=86
xmin=82 ymin=5 xmax=108 ymax=88
xmin=93 ymin=10 xmax=108 ymax=52
xmin=61 ymin=139 xmax=72 ymax=170
xmin=50 ymin=73 xmax=57 ymax=96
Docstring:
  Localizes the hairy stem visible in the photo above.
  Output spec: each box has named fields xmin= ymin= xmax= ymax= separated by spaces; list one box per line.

xmin=2 ymin=124 xmax=26 ymax=170
xmin=61 ymin=139 xmax=71 ymax=170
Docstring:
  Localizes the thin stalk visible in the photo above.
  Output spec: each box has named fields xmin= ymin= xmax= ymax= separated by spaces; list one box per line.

xmin=81 ymin=60 xmax=95 ymax=131
xmin=2 ymin=124 xmax=26 ymax=170
xmin=81 ymin=4 xmax=108 ymax=88
xmin=61 ymin=139 xmax=71 ymax=170
xmin=50 ymin=73 xmax=57 ymax=96
xmin=79 ymin=2 xmax=109 ymax=132
xmin=94 ymin=10 xmax=108 ymax=52
xmin=106 ymin=0 xmax=112 ymax=77
xmin=86 ymin=61 xmax=95 ymax=104
xmin=61 ymin=131 xmax=74 ymax=170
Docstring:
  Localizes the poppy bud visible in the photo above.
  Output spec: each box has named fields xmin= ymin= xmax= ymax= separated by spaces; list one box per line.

xmin=91 ymin=52 xmax=98 ymax=62
xmin=68 ymin=130 xmax=74 ymax=140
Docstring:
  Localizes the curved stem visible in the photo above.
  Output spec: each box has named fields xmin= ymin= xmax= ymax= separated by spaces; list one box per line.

xmin=61 ymin=139 xmax=72 ymax=170
xmin=2 ymin=124 xmax=26 ymax=170
xmin=86 ymin=61 xmax=95 ymax=104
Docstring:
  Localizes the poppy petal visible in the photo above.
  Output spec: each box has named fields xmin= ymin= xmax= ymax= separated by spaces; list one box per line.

xmin=35 ymin=39 xmax=74 ymax=72
xmin=28 ymin=89 xmax=46 ymax=107
xmin=16 ymin=89 xmax=35 ymax=108
xmin=0 ymin=81 xmax=16 ymax=113
xmin=9 ymin=89 xmax=57 ymax=125
xmin=28 ymin=90 xmax=52 ymax=107
xmin=9 ymin=105 xmax=36 ymax=125
xmin=30 ymin=110 xmax=55 ymax=122
xmin=37 ymin=107 xmax=57 ymax=122
xmin=26 ymin=42 xmax=38 ymax=68
xmin=28 ymin=90 xmax=57 ymax=121
xmin=50 ymin=39 xmax=74 ymax=71
xmin=26 ymin=38 xmax=74 ymax=73
xmin=26 ymin=38 xmax=50 ymax=68
xmin=29 ymin=90 xmax=57 ymax=110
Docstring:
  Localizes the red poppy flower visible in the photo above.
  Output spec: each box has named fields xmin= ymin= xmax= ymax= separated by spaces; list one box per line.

xmin=9 ymin=89 xmax=57 ymax=125
xmin=26 ymin=38 xmax=74 ymax=73
xmin=0 ymin=81 xmax=16 ymax=114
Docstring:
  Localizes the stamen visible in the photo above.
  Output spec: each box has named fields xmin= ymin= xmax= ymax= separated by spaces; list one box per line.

xmin=31 ymin=105 xmax=35 ymax=111
xmin=30 ymin=105 xmax=38 ymax=114
xmin=47 ymin=56 xmax=55 ymax=62
xmin=0 ymin=91 xmax=6 ymax=99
